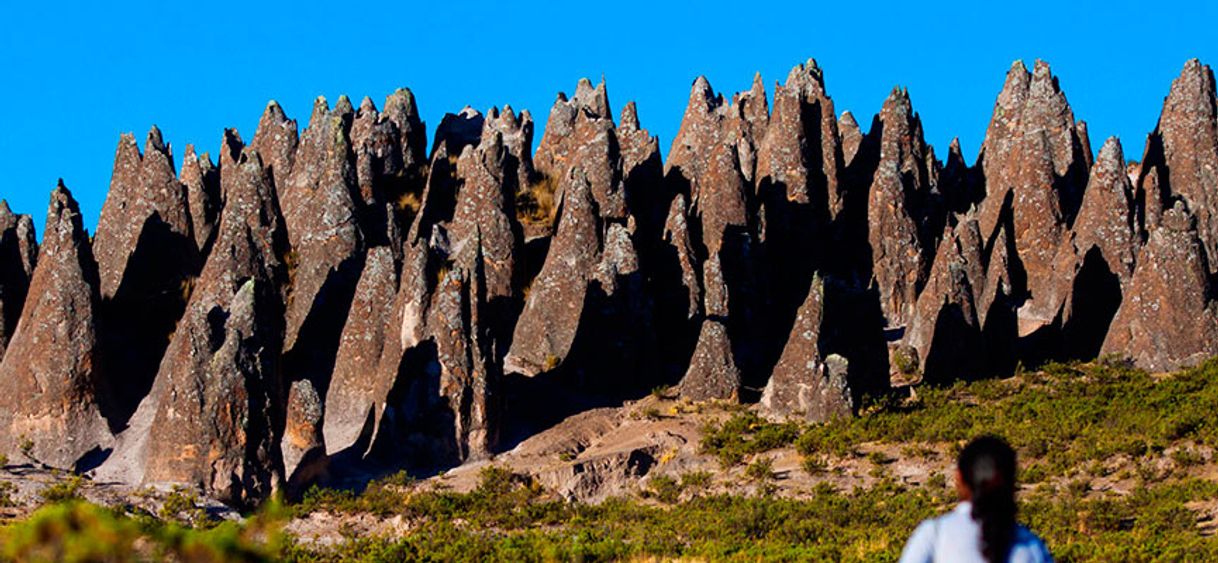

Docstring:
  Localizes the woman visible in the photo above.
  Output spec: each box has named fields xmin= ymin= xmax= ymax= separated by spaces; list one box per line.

xmin=898 ymin=435 xmax=1052 ymax=563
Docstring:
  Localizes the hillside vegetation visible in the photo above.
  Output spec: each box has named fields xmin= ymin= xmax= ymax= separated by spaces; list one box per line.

xmin=5 ymin=357 xmax=1218 ymax=561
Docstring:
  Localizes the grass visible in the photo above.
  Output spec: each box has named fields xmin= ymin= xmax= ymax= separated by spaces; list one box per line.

xmin=6 ymin=359 xmax=1218 ymax=560
xmin=700 ymin=411 xmax=801 ymax=467
xmin=795 ymin=357 xmax=1218 ymax=484
xmin=515 ymin=174 xmax=558 ymax=228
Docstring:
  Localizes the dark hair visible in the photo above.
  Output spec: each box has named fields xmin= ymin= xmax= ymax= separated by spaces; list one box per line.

xmin=958 ymin=435 xmax=1018 ymax=563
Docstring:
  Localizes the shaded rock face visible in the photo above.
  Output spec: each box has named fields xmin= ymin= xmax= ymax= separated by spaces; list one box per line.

xmin=180 ymin=145 xmax=221 ymax=253
xmin=865 ymin=89 xmax=936 ymax=330
xmin=505 ymin=169 xmax=601 ymax=376
xmin=975 ymin=61 xmax=1089 ymax=335
xmin=1102 ymin=203 xmax=1218 ymax=371
xmin=0 ymin=184 xmax=111 ymax=470
xmin=906 ymin=219 xmax=987 ymax=382
xmin=280 ymin=97 xmax=366 ymax=394
xmin=322 ymin=246 xmax=399 ymax=456
xmin=0 ymin=201 xmax=37 ymax=359
xmin=1139 ymin=60 xmax=1218 ymax=269
xmin=100 ymin=149 xmax=289 ymax=506
xmin=759 ymin=276 xmax=852 ymax=422
xmin=93 ymin=128 xmax=201 ymax=425
xmin=1058 ymin=138 xmax=1139 ymax=357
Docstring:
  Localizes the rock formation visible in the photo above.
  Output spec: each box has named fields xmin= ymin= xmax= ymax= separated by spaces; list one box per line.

xmin=1102 ymin=203 xmax=1218 ymax=371
xmin=1 ymin=59 xmax=1215 ymax=505
xmin=759 ymin=276 xmax=852 ymax=422
xmin=98 ymin=148 xmax=289 ymax=505
xmin=0 ymin=183 xmax=111 ymax=469
xmin=92 ymin=127 xmax=200 ymax=423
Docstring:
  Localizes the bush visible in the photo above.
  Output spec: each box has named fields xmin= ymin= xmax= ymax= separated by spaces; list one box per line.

xmin=39 ymin=476 xmax=83 ymax=504
xmin=700 ymin=413 xmax=800 ymax=467
xmin=745 ymin=457 xmax=776 ymax=482
xmin=0 ymin=481 xmax=17 ymax=508
xmin=646 ymin=475 xmax=681 ymax=504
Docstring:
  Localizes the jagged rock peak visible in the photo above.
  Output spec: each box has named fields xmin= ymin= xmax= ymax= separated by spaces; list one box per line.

xmin=1102 ymin=201 xmax=1218 ymax=371
xmin=0 ymin=182 xmax=111 ymax=470
xmin=1070 ymin=136 xmax=1139 ymax=283
xmin=251 ymin=99 xmax=300 ymax=188
xmin=505 ymin=168 xmax=601 ymax=376
xmin=839 ymin=111 xmax=863 ymax=166
xmin=93 ymin=125 xmax=196 ymax=299
xmin=760 ymin=275 xmax=852 ymax=422
xmin=620 ymin=101 xmax=640 ymax=130
xmin=180 ymin=144 xmax=221 ymax=251
xmin=1143 ymin=59 xmax=1218 ymax=268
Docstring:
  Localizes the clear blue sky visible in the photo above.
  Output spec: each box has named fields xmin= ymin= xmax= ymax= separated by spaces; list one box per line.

xmin=3 ymin=0 xmax=1216 ymax=232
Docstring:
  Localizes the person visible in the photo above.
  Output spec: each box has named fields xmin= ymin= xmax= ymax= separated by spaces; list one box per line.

xmin=898 ymin=435 xmax=1052 ymax=563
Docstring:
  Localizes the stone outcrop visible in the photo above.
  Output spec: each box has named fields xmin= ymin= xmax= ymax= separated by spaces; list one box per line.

xmin=755 ymin=60 xmax=843 ymax=214
xmin=99 ymin=148 xmax=289 ymax=505
xmin=283 ymin=379 xmax=327 ymax=488
xmin=975 ymin=61 xmax=1089 ymax=336
xmin=322 ymin=246 xmax=400 ymax=455
xmin=93 ymin=127 xmax=201 ymax=423
xmin=280 ymin=97 xmax=366 ymax=390
xmin=759 ymin=276 xmax=852 ymax=422
xmin=1102 ymin=203 xmax=1218 ymax=371
xmin=906 ymin=219 xmax=987 ymax=382
xmin=0 ymin=183 xmax=111 ymax=469
xmin=180 ymin=145 xmax=221 ymax=252
xmin=1138 ymin=60 xmax=1218 ymax=269
xmin=866 ymin=88 xmax=936 ymax=329
xmin=505 ymin=168 xmax=600 ymax=376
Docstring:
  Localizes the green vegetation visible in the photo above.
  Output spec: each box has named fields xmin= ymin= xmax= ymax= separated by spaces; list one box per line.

xmin=700 ymin=411 xmax=800 ymax=467
xmin=4 ymin=359 xmax=1218 ymax=560
xmin=0 ymin=481 xmax=17 ymax=508
xmin=796 ymin=358 xmax=1218 ymax=483
xmin=0 ymin=501 xmax=285 ymax=561
xmin=39 ymin=476 xmax=83 ymax=504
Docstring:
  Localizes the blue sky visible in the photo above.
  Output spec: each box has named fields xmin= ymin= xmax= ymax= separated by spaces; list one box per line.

xmin=2 ymin=0 xmax=1216 ymax=232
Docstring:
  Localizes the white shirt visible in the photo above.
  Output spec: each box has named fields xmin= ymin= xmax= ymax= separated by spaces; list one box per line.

xmin=898 ymin=502 xmax=1053 ymax=563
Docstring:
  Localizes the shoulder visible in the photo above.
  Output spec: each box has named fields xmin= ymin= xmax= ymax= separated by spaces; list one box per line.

xmin=897 ymin=518 xmax=939 ymax=563
xmin=1009 ymin=525 xmax=1054 ymax=563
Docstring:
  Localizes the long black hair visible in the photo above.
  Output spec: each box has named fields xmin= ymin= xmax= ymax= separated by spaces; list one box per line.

xmin=958 ymin=435 xmax=1018 ymax=563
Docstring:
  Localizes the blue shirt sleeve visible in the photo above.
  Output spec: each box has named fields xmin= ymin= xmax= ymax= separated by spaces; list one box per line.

xmin=898 ymin=519 xmax=937 ymax=563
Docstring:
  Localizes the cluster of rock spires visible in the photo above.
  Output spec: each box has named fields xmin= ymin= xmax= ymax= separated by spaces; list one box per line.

xmin=1 ymin=59 xmax=1217 ymax=505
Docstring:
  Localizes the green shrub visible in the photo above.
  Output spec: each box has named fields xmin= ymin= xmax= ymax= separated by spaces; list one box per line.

xmin=680 ymin=471 xmax=713 ymax=495
xmin=39 ymin=476 xmax=83 ymax=504
xmin=700 ymin=412 xmax=800 ymax=467
xmin=646 ymin=475 xmax=681 ymax=504
xmin=745 ymin=457 xmax=776 ymax=482
xmin=0 ymin=481 xmax=17 ymax=508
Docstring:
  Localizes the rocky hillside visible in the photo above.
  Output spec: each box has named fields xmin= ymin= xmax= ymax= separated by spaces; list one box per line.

xmin=0 ymin=58 xmax=1216 ymax=506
